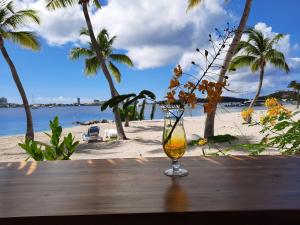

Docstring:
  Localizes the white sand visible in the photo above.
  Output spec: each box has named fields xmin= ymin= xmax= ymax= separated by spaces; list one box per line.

xmin=0 ymin=107 xmax=298 ymax=162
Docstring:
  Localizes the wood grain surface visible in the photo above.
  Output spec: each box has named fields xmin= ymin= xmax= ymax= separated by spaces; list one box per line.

xmin=1 ymin=156 xmax=300 ymax=225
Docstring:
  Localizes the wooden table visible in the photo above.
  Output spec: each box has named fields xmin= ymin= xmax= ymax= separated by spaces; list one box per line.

xmin=1 ymin=156 xmax=300 ymax=225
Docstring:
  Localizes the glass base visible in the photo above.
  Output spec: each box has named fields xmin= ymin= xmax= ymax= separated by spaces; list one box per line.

xmin=164 ymin=168 xmax=189 ymax=177
xmin=164 ymin=160 xmax=188 ymax=177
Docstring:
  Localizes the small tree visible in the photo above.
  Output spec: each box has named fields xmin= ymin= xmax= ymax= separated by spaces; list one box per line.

xmin=139 ymin=99 xmax=146 ymax=120
xmin=119 ymin=105 xmax=139 ymax=127
xmin=150 ymin=103 xmax=156 ymax=120
xmin=229 ymin=28 xmax=289 ymax=123
xmin=101 ymin=91 xmax=156 ymax=123
xmin=0 ymin=1 xmax=40 ymax=140
xmin=288 ymin=80 xmax=300 ymax=108
xmin=132 ymin=100 xmax=138 ymax=121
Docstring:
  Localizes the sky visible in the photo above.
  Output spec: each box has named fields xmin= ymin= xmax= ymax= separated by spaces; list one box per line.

xmin=0 ymin=0 xmax=300 ymax=104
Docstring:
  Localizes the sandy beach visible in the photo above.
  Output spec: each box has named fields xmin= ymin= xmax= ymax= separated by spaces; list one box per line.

xmin=0 ymin=107 xmax=298 ymax=162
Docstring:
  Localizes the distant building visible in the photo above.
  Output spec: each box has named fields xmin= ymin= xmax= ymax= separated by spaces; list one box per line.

xmin=77 ymin=98 xmax=80 ymax=105
xmin=0 ymin=97 xmax=8 ymax=105
xmin=94 ymin=100 xmax=100 ymax=103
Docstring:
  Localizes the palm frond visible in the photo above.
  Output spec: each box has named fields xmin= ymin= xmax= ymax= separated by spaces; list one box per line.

xmin=110 ymin=54 xmax=133 ymax=67
xmin=69 ymin=47 xmax=94 ymax=60
xmin=0 ymin=28 xmax=8 ymax=38
xmin=250 ymin=58 xmax=261 ymax=72
xmin=0 ymin=1 xmax=13 ymax=24
xmin=186 ymin=0 xmax=203 ymax=11
xmin=97 ymin=28 xmax=109 ymax=40
xmin=108 ymin=35 xmax=117 ymax=47
xmin=266 ymin=33 xmax=284 ymax=50
xmin=232 ymin=28 xmax=289 ymax=75
xmin=229 ymin=55 xmax=256 ymax=71
xmin=46 ymin=0 xmax=77 ymax=10
xmin=79 ymin=27 xmax=89 ymax=37
xmin=5 ymin=1 xmax=14 ymax=13
xmin=108 ymin=61 xmax=121 ymax=83
xmin=265 ymin=49 xmax=285 ymax=61
xmin=246 ymin=28 xmax=265 ymax=52
xmin=265 ymin=49 xmax=289 ymax=73
xmin=3 ymin=9 xmax=40 ymax=28
xmin=7 ymin=31 xmax=40 ymax=50
xmin=92 ymin=0 xmax=101 ymax=9
xmin=235 ymin=40 xmax=260 ymax=56
xmin=268 ymin=57 xmax=290 ymax=73
xmin=85 ymin=56 xmax=99 ymax=75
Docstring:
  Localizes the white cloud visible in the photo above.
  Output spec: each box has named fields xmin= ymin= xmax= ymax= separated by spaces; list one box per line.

xmin=254 ymin=22 xmax=290 ymax=55
xmin=15 ymin=0 xmax=85 ymax=45
xmin=127 ymin=45 xmax=183 ymax=69
xmin=221 ymin=23 xmax=300 ymax=97
xmin=15 ymin=0 xmax=229 ymax=68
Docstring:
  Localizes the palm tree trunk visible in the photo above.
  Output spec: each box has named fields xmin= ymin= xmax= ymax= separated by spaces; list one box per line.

xmin=0 ymin=39 xmax=34 ymax=140
xmin=204 ymin=0 xmax=252 ymax=138
xmin=81 ymin=1 xmax=127 ymax=140
xmin=125 ymin=116 xmax=130 ymax=127
xmin=124 ymin=100 xmax=130 ymax=127
xmin=297 ymin=90 xmax=299 ymax=109
xmin=246 ymin=66 xmax=265 ymax=123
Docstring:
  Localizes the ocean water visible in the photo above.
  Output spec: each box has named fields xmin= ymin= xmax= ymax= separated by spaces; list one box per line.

xmin=0 ymin=104 xmax=259 ymax=137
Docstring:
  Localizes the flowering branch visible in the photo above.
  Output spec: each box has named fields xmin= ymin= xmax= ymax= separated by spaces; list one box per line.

xmin=163 ymin=27 xmax=236 ymax=146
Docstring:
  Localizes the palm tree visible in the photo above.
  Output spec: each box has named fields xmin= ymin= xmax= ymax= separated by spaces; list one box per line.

xmin=187 ymin=0 xmax=253 ymax=138
xmin=229 ymin=28 xmax=290 ymax=123
xmin=288 ymin=80 xmax=300 ymax=108
xmin=70 ymin=28 xmax=133 ymax=83
xmin=0 ymin=1 xmax=40 ymax=140
xmin=46 ymin=0 xmax=128 ymax=140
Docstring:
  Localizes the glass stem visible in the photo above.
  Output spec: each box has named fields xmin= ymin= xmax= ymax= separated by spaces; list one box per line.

xmin=172 ymin=160 xmax=180 ymax=172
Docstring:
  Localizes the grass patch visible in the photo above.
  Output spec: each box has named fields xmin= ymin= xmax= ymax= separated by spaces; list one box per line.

xmin=208 ymin=134 xmax=238 ymax=144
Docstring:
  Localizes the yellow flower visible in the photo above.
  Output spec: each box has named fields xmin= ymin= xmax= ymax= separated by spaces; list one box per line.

xmin=241 ymin=108 xmax=254 ymax=122
xmin=259 ymin=116 xmax=267 ymax=125
xmin=265 ymin=98 xmax=278 ymax=108
xmin=198 ymin=138 xmax=207 ymax=146
xmin=267 ymin=104 xmax=291 ymax=118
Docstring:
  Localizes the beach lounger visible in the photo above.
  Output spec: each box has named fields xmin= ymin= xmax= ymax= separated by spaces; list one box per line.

xmin=104 ymin=129 xmax=118 ymax=140
xmin=82 ymin=126 xmax=102 ymax=142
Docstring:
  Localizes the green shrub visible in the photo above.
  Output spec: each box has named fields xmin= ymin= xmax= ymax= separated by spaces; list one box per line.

xmin=19 ymin=116 xmax=79 ymax=161
xmin=119 ymin=105 xmax=139 ymax=122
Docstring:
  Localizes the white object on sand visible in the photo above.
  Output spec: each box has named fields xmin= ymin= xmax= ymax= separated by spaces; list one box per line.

xmin=82 ymin=126 xmax=103 ymax=142
xmin=104 ymin=129 xmax=118 ymax=140
xmin=187 ymin=134 xmax=201 ymax=143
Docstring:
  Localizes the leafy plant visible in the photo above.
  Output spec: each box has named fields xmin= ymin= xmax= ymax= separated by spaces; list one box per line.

xmin=231 ymin=98 xmax=300 ymax=155
xmin=119 ymin=106 xmax=139 ymax=122
xmin=101 ymin=90 xmax=155 ymax=112
xmin=19 ymin=116 xmax=79 ymax=161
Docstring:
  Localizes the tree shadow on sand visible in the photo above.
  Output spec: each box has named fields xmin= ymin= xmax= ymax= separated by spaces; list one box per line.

xmin=125 ymin=125 xmax=163 ymax=133
xmin=188 ymin=135 xmax=266 ymax=155
xmin=76 ymin=141 xmax=123 ymax=154
xmin=147 ymin=135 xmax=260 ymax=156
xmin=133 ymin=138 xmax=162 ymax=146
